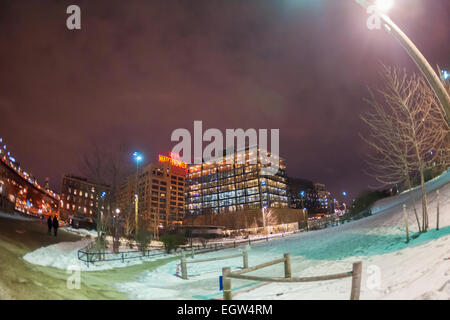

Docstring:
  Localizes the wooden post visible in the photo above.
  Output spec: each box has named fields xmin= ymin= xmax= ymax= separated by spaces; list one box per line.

xmin=234 ymin=241 xmax=236 ymax=248
xmin=283 ymin=253 xmax=291 ymax=278
xmin=350 ymin=261 xmax=362 ymax=300
xmin=436 ymin=189 xmax=440 ymax=231
xmin=181 ymin=258 xmax=188 ymax=280
xmin=243 ymin=250 xmax=248 ymax=269
xmin=403 ymin=204 xmax=409 ymax=243
xmin=222 ymin=267 xmax=232 ymax=300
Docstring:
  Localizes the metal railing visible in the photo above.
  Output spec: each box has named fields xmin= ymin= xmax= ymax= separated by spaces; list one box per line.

xmin=77 ymin=224 xmax=337 ymax=267
xmin=77 ymin=241 xmax=226 ymax=267
xmin=222 ymin=253 xmax=362 ymax=300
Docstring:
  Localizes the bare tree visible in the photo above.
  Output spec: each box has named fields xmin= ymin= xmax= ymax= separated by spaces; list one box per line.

xmin=261 ymin=208 xmax=278 ymax=228
xmin=437 ymin=66 xmax=450 ymax=169
xmin=361 ymin=66 xmax=449 ymax=233
xmin=122 ymin=202 xmax=136 ymax=239
xmin=80 ymin=141 xmax=132 ymax=247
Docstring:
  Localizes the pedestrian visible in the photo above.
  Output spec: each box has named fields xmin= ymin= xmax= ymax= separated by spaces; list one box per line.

xmin=53 ymin=216 xmax=59 ymax=237
xmin=47 ymin=215 xmax=52 ymax=235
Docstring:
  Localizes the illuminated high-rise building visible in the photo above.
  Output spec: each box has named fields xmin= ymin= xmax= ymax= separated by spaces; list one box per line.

xmin=117 ymin=153 xmax=186 ymax=232
xmin=186 ymin=147 xmax=288 ymax=215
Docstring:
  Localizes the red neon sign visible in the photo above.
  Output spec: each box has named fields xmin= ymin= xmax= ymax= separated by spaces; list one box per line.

xmin=158 ymin=154 xmax=187 ymax=169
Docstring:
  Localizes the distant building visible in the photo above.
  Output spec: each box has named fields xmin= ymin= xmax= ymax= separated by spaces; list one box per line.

xmin=186 ymin=147 xmax=288 ymax=215
xmin=59 ymin=174 xmax=111 ymax=222
xmin=314 ymin=183 xmax=332 ymax=213
xmin=117 ymin=153 xmax=186 ymax=232
xmin=287 ymin=177 xmax=316 ymax=212
xmin=287 ymin=178 xmax=333 ymax=215
xmin=0 ymin=140 xmax=58 ymax=216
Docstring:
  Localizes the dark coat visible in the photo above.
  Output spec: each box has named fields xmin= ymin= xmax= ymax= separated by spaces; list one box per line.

xmin=52 ymin=217 xmax=59 ymax=229
xmin=47 ymin=217 xmax=52 ymax=228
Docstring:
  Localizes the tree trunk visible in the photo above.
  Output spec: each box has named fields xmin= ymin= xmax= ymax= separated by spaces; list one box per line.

xmin=403 ymin=204 xmax=409 ymax=243
xmin=406 ymin=175 xmax=421 ymax=233
xmin=418 ymin=162 xmax=429 ymax=232
xmin=436 ymin=189 xmax=440 ymax=231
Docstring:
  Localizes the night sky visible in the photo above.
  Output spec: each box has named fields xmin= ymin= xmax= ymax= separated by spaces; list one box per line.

xmin=0 ymin=0 xmax=449 ymax=201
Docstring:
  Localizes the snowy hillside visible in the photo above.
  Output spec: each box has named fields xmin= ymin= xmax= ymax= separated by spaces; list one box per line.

xmin=116 ymin=171 xmax=450 ymax=300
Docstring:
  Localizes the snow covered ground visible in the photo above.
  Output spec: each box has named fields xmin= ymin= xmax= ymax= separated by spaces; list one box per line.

xmin=115 ymin=171 xmax=450 ymax=300
xmin=20 ymin=171 xmax=450 ymax=299
xmin=23 ymin=228 xmax=176 ymax=271
xmin=22 ymin=239 xmax=153 ymax=271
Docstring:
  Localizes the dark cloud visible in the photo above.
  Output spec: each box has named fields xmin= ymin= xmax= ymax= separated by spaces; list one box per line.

xmin=0 ymin=0 xmax=449 ymax=201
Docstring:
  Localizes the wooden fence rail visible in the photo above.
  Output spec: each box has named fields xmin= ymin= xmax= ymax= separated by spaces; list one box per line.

xmin=181 ymin=250 xmax=248 ymax=280
xmin=222 ymin=253 xmax=362 ymax=300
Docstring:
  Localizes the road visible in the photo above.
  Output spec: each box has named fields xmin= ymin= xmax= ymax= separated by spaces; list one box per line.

xmin=0 ymin=214 xmax=173 ymax=299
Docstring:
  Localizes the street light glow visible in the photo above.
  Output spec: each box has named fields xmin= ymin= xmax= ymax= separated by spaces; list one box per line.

xmin=375 ymin=0 xmax=393 ymax=12
xmin=443 ymin=70 xmax=449 ymax=81
xmin=133 ymin=151 xmax=143 ymax=162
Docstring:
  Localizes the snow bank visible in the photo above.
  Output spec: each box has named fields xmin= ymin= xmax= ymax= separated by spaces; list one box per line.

xmin=62 ymin=227 xmax=98 ymax=238
xmin=116 ymin=172 xmax=450 ymax=300
xmin=22 ymin=239 xmax=174 ymax=271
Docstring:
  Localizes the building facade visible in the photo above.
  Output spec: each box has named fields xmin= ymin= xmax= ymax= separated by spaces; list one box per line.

xmin=59 ymin=175 xmax=111 ymax=221
xmin=287 ymin=178 xmax=333 ymax=215
xmin=186 ymin=148 xmax=288 ymax=215
xmin=0 ymin=139 xmax=58 ymax=216
xmin=287 ymin=177 xmax=316 ymax=212
xmin=117 ymin=154 xmax=186 ymax=231
xmin=313 ymin=183 xmax=332 ymax=213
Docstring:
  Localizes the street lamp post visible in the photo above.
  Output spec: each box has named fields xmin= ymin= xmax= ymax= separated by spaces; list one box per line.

xmin=133 ymin=152 xmax=143 ymax=236
xmin=355 ymin=0 xmax=450 ymax=125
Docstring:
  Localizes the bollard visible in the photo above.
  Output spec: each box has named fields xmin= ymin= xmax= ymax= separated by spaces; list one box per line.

xmin=350 ymin=261 xmax=362 ymax=300
xmin=243 ymin=250 xmax=248 ymax=269
xmin=284 ymin=253 xmax=291 ymax=278
xmin=222 ymin=267 xmax=232 ymax=300
xmin=181 ymin=258 xmax=188 ymax=280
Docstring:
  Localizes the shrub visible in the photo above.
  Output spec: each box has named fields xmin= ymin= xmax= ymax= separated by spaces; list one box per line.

xmin=160 ymin=233 xmax=187 ymax=253
xmin=136 ymin=228 xmax=153 ymax=255
xmin=346 ymin=189 xmax=391 ymax=221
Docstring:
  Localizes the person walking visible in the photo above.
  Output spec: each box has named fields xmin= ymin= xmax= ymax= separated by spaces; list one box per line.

xmin=52 ymin=216 xmax=59 ymax=237
xmin=47 ymin=215 xmax=52 ymax=235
